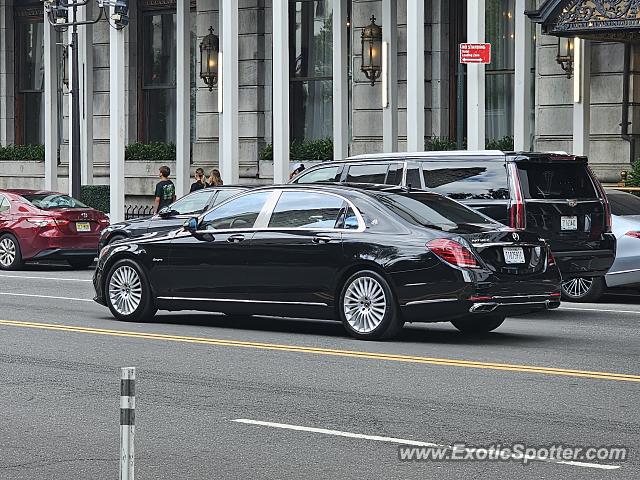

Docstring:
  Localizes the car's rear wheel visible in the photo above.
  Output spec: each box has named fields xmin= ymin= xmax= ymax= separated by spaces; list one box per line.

xmin=105 ymin=259 xmax=157 ymax=322
xmin=451 ymin=314 xmax=506 ymax=334
xmin=0 ymin=234 xmax=23 ymax=270
xmin=561 ymin=276 xmax=605 ymax=302
xmin=339 ymin=270 xmax=403 ymax=340
xmin=67 ymin=257 xmax=95 ymax=269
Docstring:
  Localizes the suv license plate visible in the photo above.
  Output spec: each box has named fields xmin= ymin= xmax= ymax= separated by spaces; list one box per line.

xmin=561 ymin=216 xmax=578 ymax=230
xmin=76 ymin=222 xmax=91 ymax=232
xmin=503 ymin=247 xmax=525 ymax=264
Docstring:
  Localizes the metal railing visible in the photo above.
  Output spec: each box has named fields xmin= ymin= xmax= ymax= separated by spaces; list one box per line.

xmin=124 ymin=205 xmax=155 ymax=220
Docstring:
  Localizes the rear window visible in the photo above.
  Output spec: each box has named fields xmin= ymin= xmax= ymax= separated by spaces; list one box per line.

xmin=377 ymin=192 xmax=497 ymax=232
xmin=421 ymin=161 xmax=509 ymax=200
xmin=22 ymin=193 xmax=88 ymax=210
xmin=517 ymin=162 xmax=597 ymax=200
xmin=606 ymin=191 xmax=640 ymax=216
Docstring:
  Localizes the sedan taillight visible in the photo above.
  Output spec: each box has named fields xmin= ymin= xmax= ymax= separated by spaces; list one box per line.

xmin=547 ymin=248 xmax=556 ymax=267
xmin=427 ymin=239 xmax=480 ymax=269
xmin=625 ymin=231 xmax=640 ymax=239
xmin=27 ymin=217 xmax=57 ymax=228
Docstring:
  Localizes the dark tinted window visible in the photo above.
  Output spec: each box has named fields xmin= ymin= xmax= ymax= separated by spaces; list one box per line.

xmin=269 ymin=191 xmax=344 ymax=229
xmin=170 ymin=191 xmax=214 ymax=215
xmin=294 ymin=166 xmax=341 ymax=184
xmin=21 ymin=193 xmax=88 ymax=210
xmin=517 ymin=162 xmax=596 ymax=199
xmin=346 ymin=164 xmax=389 ymax=183
xmin=406 ymin=166 xmax=422 ymax=189
xmin=212 ymin=188 xmax=245 ymax=206
xmin=377 ymin=192 xmax=497 ymax=232
xmin=202 ymin=191 xmax=270 ymax=230
xmin=607 ymin=191 xmax=640 ymax=216
xmin=386 ymin=164 xmax=404 ymax=185
xmin=421 ymin=161 xmax=509 ymax=200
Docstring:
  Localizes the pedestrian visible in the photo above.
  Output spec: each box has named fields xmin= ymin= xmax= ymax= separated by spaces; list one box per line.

xmin=289 ymin=162 xmax=305 ymax=180
xmin=154 ymin=165 xmax=176 ymax=213
xmin=207 ymin=168 xmax=223 ymax=187
xmin=190 ymin=167 xmax=206 ymax=192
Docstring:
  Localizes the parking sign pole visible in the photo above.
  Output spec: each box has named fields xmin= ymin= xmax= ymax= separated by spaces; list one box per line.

xmin=120 ymin=367 xmax=135 ymax=480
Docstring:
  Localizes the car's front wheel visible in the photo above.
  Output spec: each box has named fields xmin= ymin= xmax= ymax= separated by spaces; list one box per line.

xmin=339 ymin=270 xmax=404 ymax=340
xmin=561 ymin=276 xmax=605 ymax=302
xmin=0 ymin=234 xmax=23 ymax=270
xmin=105 ymin=259 xmax=157 ymax=322
xmin=451 ymin=314 xmax=506 ymax=334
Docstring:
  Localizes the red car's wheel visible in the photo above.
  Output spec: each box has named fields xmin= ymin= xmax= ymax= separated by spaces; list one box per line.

xmin=0 ymin=234 xmax=23 ymax=270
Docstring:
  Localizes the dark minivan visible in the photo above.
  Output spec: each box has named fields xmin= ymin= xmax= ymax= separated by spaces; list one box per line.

xmin=291 ymin=151 xmax=616 ymax=288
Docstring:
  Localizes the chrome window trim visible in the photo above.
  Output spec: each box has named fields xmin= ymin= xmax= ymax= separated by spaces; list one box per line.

xmin=157 ymin=296 xmax=328 ymax=307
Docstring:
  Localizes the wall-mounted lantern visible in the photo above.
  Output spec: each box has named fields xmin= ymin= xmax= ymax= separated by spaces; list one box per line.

xmin=361 ymin=15 xmax=382 ymax=86
xmin=556 ymin=37 xmax=574 ymax=78
xmin=199 ymin=26 xmax=219 ymax=91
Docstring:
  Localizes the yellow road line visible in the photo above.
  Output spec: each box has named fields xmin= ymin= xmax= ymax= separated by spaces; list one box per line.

xmin=1 ymin=319 xmax=639 ymax=383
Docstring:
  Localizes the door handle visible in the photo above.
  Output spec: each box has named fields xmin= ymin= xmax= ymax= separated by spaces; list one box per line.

xmin=227 ymin=234 xmax=245 ymax=243
xmin=312 ymin=235 xmax=333 ymax=244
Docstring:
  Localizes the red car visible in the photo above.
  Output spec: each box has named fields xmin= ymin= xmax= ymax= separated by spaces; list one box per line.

xmin=0 ymin=189 xmax=109 ymax=270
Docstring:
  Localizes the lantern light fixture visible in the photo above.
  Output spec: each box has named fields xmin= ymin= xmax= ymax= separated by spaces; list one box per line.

xmin=361 ymin=15 xmax=383 ymax=86
xmin=200 ymin=26 xmax=220 ymax=91
xmin=61 ymin=45 xmax=69 ymax=90
xmin=556 ymin=37 xmax=574 ymax=78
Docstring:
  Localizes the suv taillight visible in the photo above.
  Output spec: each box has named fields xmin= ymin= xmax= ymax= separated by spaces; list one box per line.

xmin=587 ymin=166 xmax=612 ymax=233
xmin=427 ymin=239 xmax=480 ymax=269
xmin=547 ymin=248 xmax=556 ymax=267
xmin=507 ymin=163 xmax=526 ymax=230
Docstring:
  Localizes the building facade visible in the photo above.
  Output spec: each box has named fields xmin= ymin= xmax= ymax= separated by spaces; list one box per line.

xmin=0 ymin=0 xmax=638 ymax=221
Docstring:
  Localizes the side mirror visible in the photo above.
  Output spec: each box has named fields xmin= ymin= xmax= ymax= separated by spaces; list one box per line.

xmin=185 ymin=217 xmax=198 ymax=234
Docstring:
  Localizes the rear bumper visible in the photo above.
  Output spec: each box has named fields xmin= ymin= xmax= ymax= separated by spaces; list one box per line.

xmin=32 ymin=248 xmax=97 ymax=260
xmin=555 ymin=248 xmax=615 ymax=279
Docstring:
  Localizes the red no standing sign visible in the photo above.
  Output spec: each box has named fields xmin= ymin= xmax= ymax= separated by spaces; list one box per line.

xmin=459 ymin=43 xmax=492 ymax=64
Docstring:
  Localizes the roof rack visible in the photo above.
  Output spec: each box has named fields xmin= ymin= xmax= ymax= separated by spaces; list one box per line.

xmin=347 ymin=150 xmax=505 ymax=160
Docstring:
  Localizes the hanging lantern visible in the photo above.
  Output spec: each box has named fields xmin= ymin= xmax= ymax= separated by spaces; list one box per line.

xmin=556 ymin=37 xmax=574 ymax=78
xmin=199 ymin=26 xmax=219 ymax=91
xmin=61 ymin=46 xmax=69 ymax=90
xmin=361 ymin=15 xmax=383 ymax=86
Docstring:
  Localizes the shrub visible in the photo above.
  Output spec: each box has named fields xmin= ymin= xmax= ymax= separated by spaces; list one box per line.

xmin=486 ymin=136 xmax=514 ymax=151
xmin=125 ymin=142 xmax=176 ymax=161
xmin=625 ymin=158 xmax=640 ymax=187
xmin=0 ymin=144 xmax=46 ymax=161
xmin=259 ymin=138 xmax=334 ymax=161
xmin=80 ymin=185 xmax=110 ymax=214
xmin=425 ymin=137 xmax=462 ymax=151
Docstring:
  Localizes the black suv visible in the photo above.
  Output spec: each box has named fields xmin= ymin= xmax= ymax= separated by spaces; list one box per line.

xmin=291 ymin=151 xmax=616 ymax=285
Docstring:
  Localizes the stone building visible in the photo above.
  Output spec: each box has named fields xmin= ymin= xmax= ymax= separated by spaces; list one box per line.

xmin=0 ymin=0 xmax=638 ymax=221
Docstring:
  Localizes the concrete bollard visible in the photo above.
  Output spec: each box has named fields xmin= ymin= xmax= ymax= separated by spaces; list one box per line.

xmin=120 ymin=367 xmax=135 ymax=480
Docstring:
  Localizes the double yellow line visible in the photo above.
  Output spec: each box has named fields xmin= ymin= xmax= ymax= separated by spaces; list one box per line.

xmin=1 ymin=319 xmax=639 ymax=383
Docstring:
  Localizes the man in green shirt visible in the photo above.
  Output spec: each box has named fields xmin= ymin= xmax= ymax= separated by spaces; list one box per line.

xmin=154 ymin=165 xmax=176 ymax=214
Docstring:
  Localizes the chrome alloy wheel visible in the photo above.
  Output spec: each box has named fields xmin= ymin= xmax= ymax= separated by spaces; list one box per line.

xmin=108 ymin=265 xmax=143 ymax=316
xmin=343 ymin=276 xmax=387 ymax=333
xmin=0 ymin=238 xmax=16 ymax=267
xmin=562 ymin=277 xmax=593 ymax=298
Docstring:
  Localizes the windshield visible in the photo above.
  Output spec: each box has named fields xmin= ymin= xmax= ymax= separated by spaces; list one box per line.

xmin=378 ymin=192 xmax=498 ymax=232
xmin=22 ymin=193 xmax=88 ymax=210
xmin=607 ymin=190 xmax=640 ymax=216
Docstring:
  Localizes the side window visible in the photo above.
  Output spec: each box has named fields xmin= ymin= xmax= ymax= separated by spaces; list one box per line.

xmin=342 ymin=207 xmax=360 ymax=230
xmin=170 ymin=191 xmax=215 ymax=215
xmin=421 ymin=161 xmax=510 ymax=200
xmin=201 ymin=191 xmax=271 ymax=230
xmin=385 ymin=163 xmax=404 ymax=185
xmin=268 ymin=191 xmax=344 ymax=229
xmin=294 ymin=166 xmax=341 ymax=184
xmin=406 ymin=166 xmax=422 ymax=189
xmin=0 ymin=196 xmax=9 ymax=213
xmin=211 ymin=188 xmax=244 ymax=206
xmin=346 ymin=163 xmax=389 ymax=184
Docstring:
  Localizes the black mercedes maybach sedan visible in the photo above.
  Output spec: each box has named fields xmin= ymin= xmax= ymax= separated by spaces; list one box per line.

xmin=93 ymin=184 xmax=562 ymax=340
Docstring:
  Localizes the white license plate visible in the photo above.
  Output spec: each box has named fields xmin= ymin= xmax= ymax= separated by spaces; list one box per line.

xmin=561 ymin=216 xmax=578 ymax=231
xmin=503 ymin=247 xmax=526 ymax=264
xmin=76 ymin=222 xmax=91 ymax=232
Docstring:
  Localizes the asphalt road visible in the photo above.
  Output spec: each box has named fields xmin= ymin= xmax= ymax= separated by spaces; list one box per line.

xmin=0 ymin=264 xmax=638 ymax=479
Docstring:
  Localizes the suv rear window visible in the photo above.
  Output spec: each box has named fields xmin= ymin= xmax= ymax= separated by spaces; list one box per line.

xmin=421 ymin=161 xmax=509 ymax=200
xmin=346 ymin=163 xmax=391 ymax=184
xmin=517 ymin=162 xmax=596 ymax=200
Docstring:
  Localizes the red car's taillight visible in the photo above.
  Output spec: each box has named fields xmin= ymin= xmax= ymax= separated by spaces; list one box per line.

xmin=507 ymin=163 xmax=526 ymax=230
xmin=625 ymin=231 xmax=640 ymax=239
xmin=27 ymin=217 xmax=57 ymax=228
xmin=427 ymin=239 xmax=480 ymax=269
xmin=587 ymin=166 xmax=612 ymax=233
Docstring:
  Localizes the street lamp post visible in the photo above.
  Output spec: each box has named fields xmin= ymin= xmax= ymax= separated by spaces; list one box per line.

xmin=43 ymin=0 xmax=129 ymax=199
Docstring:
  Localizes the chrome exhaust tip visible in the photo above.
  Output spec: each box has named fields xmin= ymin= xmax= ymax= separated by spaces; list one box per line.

xmin=469 ymin=302 xmax=498 ymax=313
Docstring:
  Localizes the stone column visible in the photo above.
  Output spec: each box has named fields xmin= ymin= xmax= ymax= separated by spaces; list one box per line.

xmin=272 ymin=0 xmax=289 ymax=183
xmin=466 ymin=0 xmax=485 ymax=151
xmin=176 ymin=0 xmax=192 ymax=196
xmin=406 ymin=0 xmax=425 ymax=151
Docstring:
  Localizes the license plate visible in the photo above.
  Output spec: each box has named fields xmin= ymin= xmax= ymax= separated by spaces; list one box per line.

xmin=561 ymin=216 xmax=578 ymax=231
xmin=76 ymin=222 xmax=91 ymax=232
xmin=503 ymin=247 xmax=526 ymax=264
